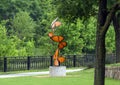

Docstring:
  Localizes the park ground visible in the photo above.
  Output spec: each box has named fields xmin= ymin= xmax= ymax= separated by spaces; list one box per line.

xmin=0 ymin=66 xmax=120 ymax=85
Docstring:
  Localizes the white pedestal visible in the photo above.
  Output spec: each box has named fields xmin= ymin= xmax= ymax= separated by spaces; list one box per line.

xmin=49 ymin=66 xmax=66 ymax=77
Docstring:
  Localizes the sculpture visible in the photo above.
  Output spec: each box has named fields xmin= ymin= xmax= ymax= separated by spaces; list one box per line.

xmin=48 ymin=18 xmax=67 ymax=66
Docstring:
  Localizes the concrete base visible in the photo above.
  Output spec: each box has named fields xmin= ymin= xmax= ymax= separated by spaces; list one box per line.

xmin=49 ymin=66 xmax=66 ymax=77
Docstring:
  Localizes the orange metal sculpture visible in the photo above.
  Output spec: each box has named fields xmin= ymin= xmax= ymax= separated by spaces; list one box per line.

xmin=49 ymin=18 xmax=67 ymax=66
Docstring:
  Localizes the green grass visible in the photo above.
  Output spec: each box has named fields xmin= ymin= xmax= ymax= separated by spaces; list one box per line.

xmin=0 ymin=68 xmax=120 ymax=85
xmin=106 ymin=63 xmax=120 ymax=67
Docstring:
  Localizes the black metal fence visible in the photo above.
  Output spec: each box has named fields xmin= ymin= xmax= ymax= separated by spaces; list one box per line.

xmin=0 ymin=54 xmax=116 ymax=72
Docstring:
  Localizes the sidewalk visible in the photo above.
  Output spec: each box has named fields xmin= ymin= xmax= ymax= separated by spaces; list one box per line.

xmin=0 ymin=68 xmax=84 ymax=78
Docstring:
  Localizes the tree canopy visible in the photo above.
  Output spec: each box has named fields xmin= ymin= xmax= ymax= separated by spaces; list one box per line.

xmin=0 ymin=0 xmax=116 ymax=57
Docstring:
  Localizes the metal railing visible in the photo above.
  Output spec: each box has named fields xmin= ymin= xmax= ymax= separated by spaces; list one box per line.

xmin=0 ymin=54 xmax=116 ymax=72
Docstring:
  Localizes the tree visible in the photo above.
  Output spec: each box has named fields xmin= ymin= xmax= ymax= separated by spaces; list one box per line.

xmin=107 ymin=0 xmax=120 ymax=63
xmin=12 ymin=11 xmax=36 ymax=41
xmin=113 ymin=12 xmax=120 ymax=62
xmin=56 ymin=19 xmax=85 ymax=54
xmin=0 ymin=0 xmax=18 ymax=20
xmin=53 ymin=0 xmax=120 ymax=85
xmin=0 ymin=0 xmax=55 ymax=47
xmin=0 ymin=22 xmax=35 ymax=57
xmin=32 ymin=0 xmax=56 ymax=47
xmin=94 ymin=1 xmax=120 ymax=85
xmin=0 ymin=24 xmax=19 ymax=57
xmin=53 ymin=0 xmax=96 ymax=22
xmin=82 ymin=17 xmax=96 ymax=53
xmin=0 ymin=0 xmax=57 ymax=56
xmin=52 ymin=0 xmax=98 ymax=54
xmin=105 ymin=26 xmax=115 ymax=53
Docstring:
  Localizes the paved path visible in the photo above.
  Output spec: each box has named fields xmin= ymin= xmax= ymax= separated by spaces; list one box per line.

xmin=0 ymin=68 xmax=84 ymax=78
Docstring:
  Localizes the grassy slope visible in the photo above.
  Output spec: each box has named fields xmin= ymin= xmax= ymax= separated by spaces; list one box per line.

xmin=0 ymin=68 xmax=120 ymax=85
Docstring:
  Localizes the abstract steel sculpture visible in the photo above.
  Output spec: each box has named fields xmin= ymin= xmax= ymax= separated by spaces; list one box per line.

xmin=48 ymin=18 xmax=67 ymax=66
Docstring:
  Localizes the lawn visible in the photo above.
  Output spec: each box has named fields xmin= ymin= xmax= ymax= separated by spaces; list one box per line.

xmin=0 ymin=68 xmax=120 ymax=85
xmin=106 ymin=63 xmax=120 ymax=67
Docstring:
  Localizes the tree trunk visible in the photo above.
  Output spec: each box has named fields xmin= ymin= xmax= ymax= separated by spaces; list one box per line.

xmin=113 ymin=13 xmax=120 ymax=63
xmin=94 ymin=1 xmax=120 ymax=85
xmin=94 ymin=31 xmax=106 ymax=85
xmin=94 ymin=0 xmax=107 ymax=85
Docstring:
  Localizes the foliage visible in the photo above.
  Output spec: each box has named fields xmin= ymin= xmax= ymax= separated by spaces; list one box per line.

xmin=55 ymin=19 xmax=84 ymax=54
xmin=105 ymin=26 xmax=115 ymax=53
xmin=11 ymin=11 xmax=36 ymax=40
xmin=0 ymin=23 xmax=35 ymax=57
xmin=82 ymin=17 xmax=96 ymax=53
xmin=0 ymin=24 xmax=18 ymax=57
xmin=0 ymin=0 xmax=116 ymax=57
xmin=33 ymin=36 xmax=55 ymax=56
xmin=52 ymin=0 xmax=97 ymax=21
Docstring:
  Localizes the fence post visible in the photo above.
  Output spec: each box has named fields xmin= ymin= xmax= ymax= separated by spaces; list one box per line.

xmin=27 ymin=57 xmax=30 ymax=70
xmin=73 ymin=55 xmax=76 ymax=67
xmin=50 ymin=56 xmax=53 ymax=66
xmin=4 ymin=57 xmax=7 ymax=72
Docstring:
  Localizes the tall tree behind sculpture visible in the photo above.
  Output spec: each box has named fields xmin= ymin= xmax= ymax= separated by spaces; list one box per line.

xmin=113 ymin=13 xmax=120 ymax=63
xmin=48 ymin=18 xmax=67 ymax=66
xmin=94 ymin=1 xmax=120 ymax=85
